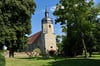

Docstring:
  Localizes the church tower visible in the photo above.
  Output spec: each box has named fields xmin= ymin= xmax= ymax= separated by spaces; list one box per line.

xmin=41 ymin=9 xmax=57 ymax=54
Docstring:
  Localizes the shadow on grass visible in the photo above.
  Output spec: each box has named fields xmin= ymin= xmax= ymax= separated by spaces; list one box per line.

xmin=49 ymin=58 xmax=100 ymax=66
xmin=0 ymin=51 xmax=6 ymax=66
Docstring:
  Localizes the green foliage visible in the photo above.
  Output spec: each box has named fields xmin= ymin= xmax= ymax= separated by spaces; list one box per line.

xmin=56 ymin=35 xmax=63 ymax=55
xmin=0 ymin=0 xmax=36 ymax=51
xmin=54 ymin=0 xmax=100 ymax=57
xmin=0 ymin=51 xmax=5 ymax=66
xmin=93 ymin=18 xmax=100 ymax=52
xmin=33 ymin=48 xmax=42 ymax=55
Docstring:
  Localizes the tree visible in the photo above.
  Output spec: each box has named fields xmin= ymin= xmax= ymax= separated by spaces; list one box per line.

xmin=0 ymin=0 xmax=36 ymax=57
xmin=53 ymin=0 xmax=98 ymax=58
xmin=56 ymin=35 xmax=63 ymax=56
xmin=93 ymin=18 xmax=100 ymax=53
xmin=93 ymin=3 xmax=100 ymax=53
xmin=86 ymin=4 xmax=100 ymax=56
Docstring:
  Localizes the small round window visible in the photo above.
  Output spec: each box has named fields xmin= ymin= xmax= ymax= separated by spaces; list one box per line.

xmin=49 ymin=25 xmax=51 ymax=28
xmin=50 ymin=46 xmax=53 ymax=48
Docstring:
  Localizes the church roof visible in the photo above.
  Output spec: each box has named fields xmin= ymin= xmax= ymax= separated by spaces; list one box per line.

xmin=28 ymin=31 xmax=41 ymax=44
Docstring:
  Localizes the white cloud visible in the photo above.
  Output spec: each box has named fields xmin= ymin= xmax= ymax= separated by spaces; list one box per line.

xmin=50 ymin=6 xmax=56 ymax=12
xmin=36 ymin=9 xmax=45 ymax=14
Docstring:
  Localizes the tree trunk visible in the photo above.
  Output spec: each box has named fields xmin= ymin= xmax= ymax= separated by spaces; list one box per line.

xmin=9 ymin=48 xmax=14 ymax=58
xmin=82 ymin=32 xmax=88 ymax=58
xmin=89 ymin=51 xmax=92 ymax=57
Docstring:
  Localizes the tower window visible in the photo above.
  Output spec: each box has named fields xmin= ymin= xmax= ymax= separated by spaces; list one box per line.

xmin=49 ymin=25 xmax=51 ymax=28
xmin=50 ymin=46 xmax=53 ymax=48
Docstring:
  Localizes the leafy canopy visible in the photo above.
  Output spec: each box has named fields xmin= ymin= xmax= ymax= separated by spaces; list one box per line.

xmin=0 ymin=0 xmax=36 ymax=50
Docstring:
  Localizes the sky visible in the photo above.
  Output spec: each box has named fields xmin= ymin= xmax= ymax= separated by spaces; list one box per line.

xmin=29 ymin=0 xmax=100 ymax=36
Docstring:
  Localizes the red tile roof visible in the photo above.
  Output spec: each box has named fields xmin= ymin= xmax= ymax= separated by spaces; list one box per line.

xmin=28 ymin=31 xmax=41 ymax=44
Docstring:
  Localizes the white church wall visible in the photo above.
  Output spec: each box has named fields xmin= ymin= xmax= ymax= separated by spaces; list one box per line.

xmin=44 ymin=33 xmax=57 ymax=51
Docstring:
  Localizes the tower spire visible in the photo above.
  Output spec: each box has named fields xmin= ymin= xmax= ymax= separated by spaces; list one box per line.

xmin=42 ymin=7 xmax=53 ymax=24
xmin=45 ymin=8 xmax=49 ymax=17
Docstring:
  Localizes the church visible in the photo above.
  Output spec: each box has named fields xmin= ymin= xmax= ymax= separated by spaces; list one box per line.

xmin=27 ymin=9 xmax=57 ymax=55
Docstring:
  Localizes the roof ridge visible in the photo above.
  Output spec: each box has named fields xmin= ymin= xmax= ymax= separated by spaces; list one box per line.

xmin=28 ymin=31 xmax=41 ymax=44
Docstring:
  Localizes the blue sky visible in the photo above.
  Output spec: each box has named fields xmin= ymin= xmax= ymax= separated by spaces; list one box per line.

xmin=30 ymin=0 xmax=60 ymax=36
xmin=30 ymin=0 xmax=100 ymax=36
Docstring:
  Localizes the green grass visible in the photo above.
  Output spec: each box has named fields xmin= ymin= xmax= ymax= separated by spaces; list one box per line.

xmin=50 ymin=58 xmax=100 ymax=66
xmin=5 ymin=55 xmax=100 ymax=66
xmin=0 ymin=51 xmax=5 ymax=66
xmin=6 ymin=57 xmax=55 ymax=66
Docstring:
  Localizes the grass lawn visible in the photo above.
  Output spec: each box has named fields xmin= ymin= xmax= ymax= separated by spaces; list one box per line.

xmin=6 ymin=57 xmax=55 ymax=66
xmin=50 ymin=57 xmax=100 ymax=66
xmin=5 ymin=55 xmax=100 ymax=66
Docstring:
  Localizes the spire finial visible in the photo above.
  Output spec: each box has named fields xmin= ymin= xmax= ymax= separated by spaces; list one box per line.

xmin=45 ymin=8 xmax=49 ymax=17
